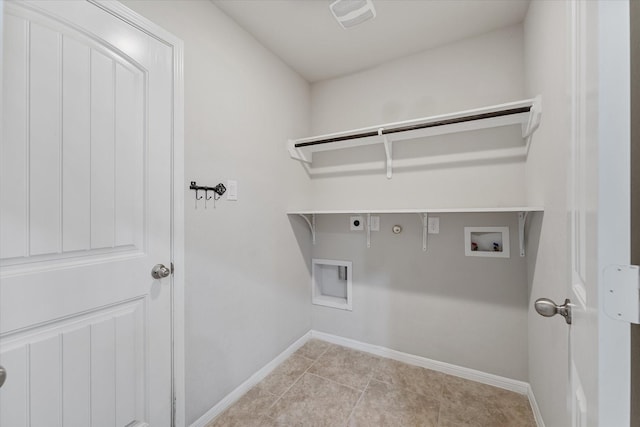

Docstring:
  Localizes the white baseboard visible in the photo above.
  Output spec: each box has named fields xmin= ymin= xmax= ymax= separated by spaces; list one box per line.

xmin=189 ymin=331 xmax=311 ymax=427
xmin=191 ymin=329 xmax=545 ymax=427
xmin=312 ymin=331 xmax=545 ymax=427
xmin=310 ymin=330 xmax=530 ymax=395
xmin=527 ymin=384 xmax=545 ymax=427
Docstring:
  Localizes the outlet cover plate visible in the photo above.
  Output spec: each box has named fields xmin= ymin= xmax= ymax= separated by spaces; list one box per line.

xmin=428 ymin=217 xmax=439 ymax=234
xmin=226 ymin=180 xmax=238 ymax=201
xmin=370 ymin=216 xmax=380 ymax=231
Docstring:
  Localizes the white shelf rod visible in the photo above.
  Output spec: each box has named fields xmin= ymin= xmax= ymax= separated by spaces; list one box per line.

xmin=518 ymin=211 xmax=529 ymax=257
xmin=298 ymin=214 xmax=316 ymax=245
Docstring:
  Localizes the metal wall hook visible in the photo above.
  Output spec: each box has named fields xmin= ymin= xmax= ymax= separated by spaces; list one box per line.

xmin=190 ymin=181 xmax=226 ymax=209
xmin=212 ymin=183 xmax=226 ymax=197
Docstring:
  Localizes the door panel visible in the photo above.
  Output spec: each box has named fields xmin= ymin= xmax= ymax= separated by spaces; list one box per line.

xmin=1 ymin=7 xmax=146 ymax=267
xmin=63 ymin=326 xmax=91 ymax=426
xmin=1 ymin=1 xmax=173 ymax=425
xmin=90 ymin=49 xmax=117 ymax=251
xmin=0 ymin=299 xmax=145 ymax=426
xmin=30 ymin=336 xmax=62 ymax=425
xmin=0 ymin=346 xmax=28 ymax=425
xmin=62 ymin=35 xmax=91 ymax=253
xmin=569 ymin=1 xmax=596 ymax=425
xmin=29 ymin=21 xmax=62 ymax=257
xmin=1 ymin=13 xmax=28 ymax=260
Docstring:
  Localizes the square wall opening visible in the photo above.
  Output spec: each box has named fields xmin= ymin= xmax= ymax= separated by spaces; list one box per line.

xmin=312 ymin=259 xmax=352 ymax=311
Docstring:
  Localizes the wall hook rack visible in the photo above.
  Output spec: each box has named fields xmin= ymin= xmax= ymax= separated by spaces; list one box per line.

xmin=190 ymin=181 xmax=226 ymax=208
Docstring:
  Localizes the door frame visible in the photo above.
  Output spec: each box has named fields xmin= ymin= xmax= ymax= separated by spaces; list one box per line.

xmin=86 ymin=2 xmax=185 ymax=426
xmin=596 ymin=0 xmax=631 ymax=425
xmin=630 ymin=0 xmax=640 ymax=423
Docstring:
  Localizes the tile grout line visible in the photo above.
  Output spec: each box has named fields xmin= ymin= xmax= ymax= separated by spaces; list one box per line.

xmin=263 ymin=345 xmax=333 ymax=419
xmin=435 ymin=377 xmax=446 ymax=426
xmin=343 ymin=374 xmax=372 ymax=427
xmin=214 ymin=350 xmax=320 ymax=424
xmin=305 ymin=344 xmax=377 ymax=393
xmin=305 ymin=371 xmax=366 ymax=394
xmin=373 ymin=370 xmax=448 ymax=402
xmin=435 ymin=390 xmax=443 ymax=427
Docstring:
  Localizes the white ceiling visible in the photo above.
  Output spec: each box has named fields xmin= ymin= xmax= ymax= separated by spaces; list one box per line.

xmin=212 ymin=0 xmax=531 ymax=83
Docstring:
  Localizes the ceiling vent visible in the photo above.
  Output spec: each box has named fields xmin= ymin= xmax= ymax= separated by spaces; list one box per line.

xmin=329 ymin=0 xmax=377 ymax=29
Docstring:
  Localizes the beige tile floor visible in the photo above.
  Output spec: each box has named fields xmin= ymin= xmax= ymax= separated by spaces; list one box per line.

xmin=207 ymin=340 xmax=536 ymax=427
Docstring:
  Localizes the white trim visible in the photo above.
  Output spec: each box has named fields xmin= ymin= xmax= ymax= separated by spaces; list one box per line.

xmin=311 ymin=259 xmax=353 ymax=311
xmin=596 ymin=2 xmax=631 ymax=426
xmin=90 ymin=2 xmax=186 ymax=426
xmin=287 ymin=207 xmax=543 ymax=215
xmin=170 ymin=26 xmax=185 ymax=427
xmin=189 ymin=332 xmax=312 ymax=427
xmin=527 ymin=384 xmax=546 ymax=427
xmin=310 ymin=331 xmax=530 ymax=395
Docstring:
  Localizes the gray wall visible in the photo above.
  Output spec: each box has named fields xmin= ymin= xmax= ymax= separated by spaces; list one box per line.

xmin=524 ymin=1 xmax=572 ymax=426
xmin=311 ymin=212 xmax=529 ymax=381
xmin=306 ymin=25 xmax=530 ymax=382
xmin=113 ymin=1 xmax=573 ymax=423
xmin=311 ymin=24 xmax=525 ymax=133
xmin=306 ymin=24 xmax=528 ymax=211
xmin=120 ymin=2 xmax=312 ymax=424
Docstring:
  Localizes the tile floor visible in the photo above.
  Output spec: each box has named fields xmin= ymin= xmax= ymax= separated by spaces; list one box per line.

xmin=207 ymin=340 xmax=536 ymax=427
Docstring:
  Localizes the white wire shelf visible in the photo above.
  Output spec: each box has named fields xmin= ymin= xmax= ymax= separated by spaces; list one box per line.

xmin=288 ymin=97 xmax=542 ymax=178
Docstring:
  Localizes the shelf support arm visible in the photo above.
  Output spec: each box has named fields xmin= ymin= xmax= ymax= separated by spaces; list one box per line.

xmin=522 ymin=95 xmax=542 ymax=154
xmin=417 ymin=213 xmax=428 ymax=252
xmin=287 ymin=140 xmax=312 ymax=164
xmin=379 ymin=128 xmax=393 ymax=179
xmin=298 ymin=214 xmax=316 ymax=245
xmin=518 ymin=211 xmax=529 ymax=257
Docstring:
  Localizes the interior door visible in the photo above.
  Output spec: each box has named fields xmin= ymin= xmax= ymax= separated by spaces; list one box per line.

xmin=568 ymin=1 xmax=631 ymax=426
xmin=0 ymin=1 xmax=174 ymax=425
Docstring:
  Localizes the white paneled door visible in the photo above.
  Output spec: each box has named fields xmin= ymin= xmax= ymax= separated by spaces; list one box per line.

xmin=568 ymin=1 xmax=630 ymax=426
xmin=1 ymin=1 xmax=175 ymax=426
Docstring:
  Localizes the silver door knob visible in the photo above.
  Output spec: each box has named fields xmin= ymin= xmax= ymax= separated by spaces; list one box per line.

xmin=0 ymin=365 xmax=6 ymax=388
xmin=151 ymin=264 xmax=171 ymax=279
xmin=535 ymin=298 xmax=572 ymax=324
